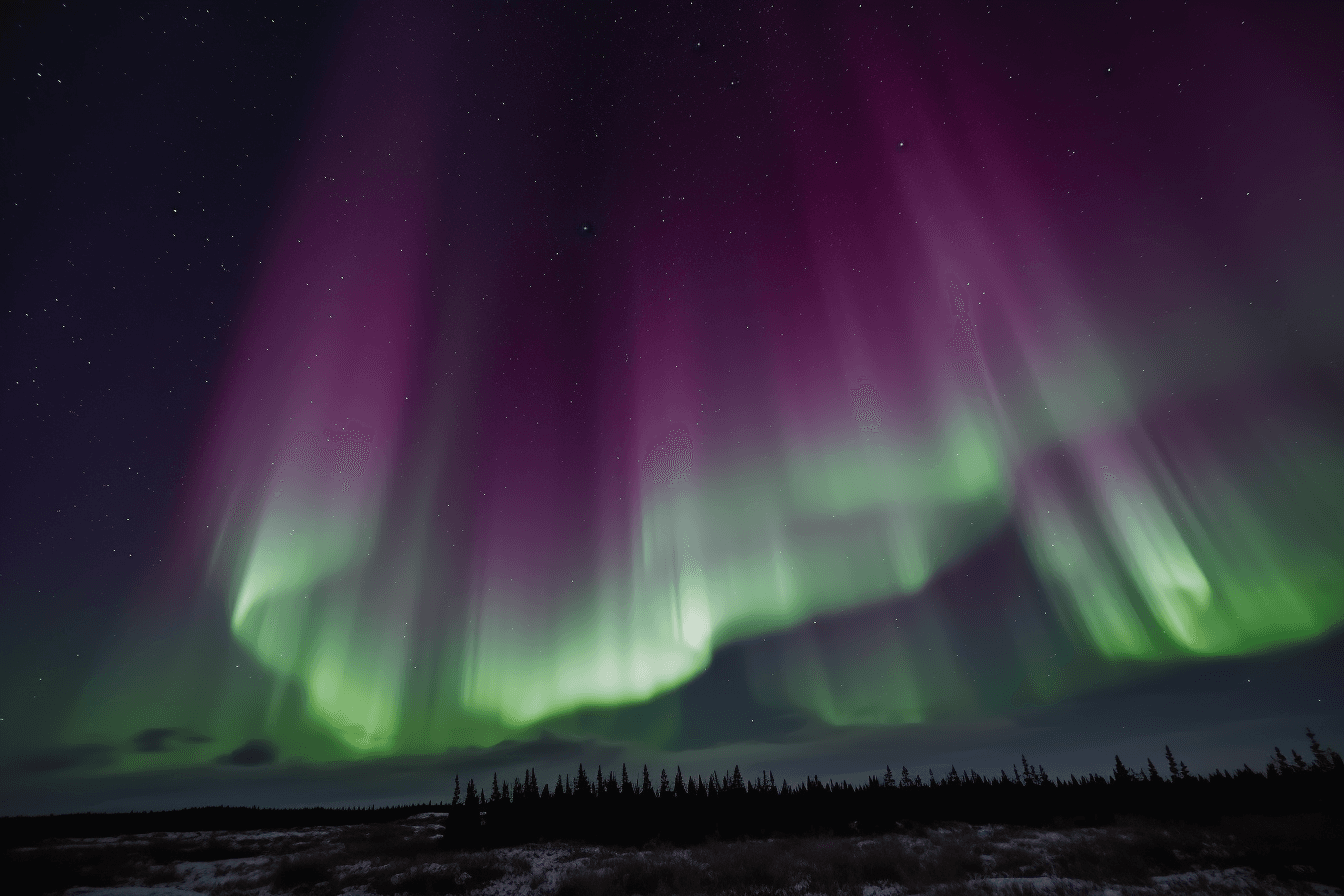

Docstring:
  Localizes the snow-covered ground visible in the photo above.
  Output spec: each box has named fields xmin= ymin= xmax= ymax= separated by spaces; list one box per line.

xmin=10 ymin=819 xmax=1338 ymax=896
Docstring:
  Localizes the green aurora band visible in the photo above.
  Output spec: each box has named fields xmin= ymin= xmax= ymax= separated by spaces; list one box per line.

xmin=60 ymin=0 xmax=1344 ymax=770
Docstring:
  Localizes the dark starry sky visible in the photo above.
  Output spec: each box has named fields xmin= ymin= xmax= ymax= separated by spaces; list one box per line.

xmin=2 ymin=0 xmax=1343 ymax=813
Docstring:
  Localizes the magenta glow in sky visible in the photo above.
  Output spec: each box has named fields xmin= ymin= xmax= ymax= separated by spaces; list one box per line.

xmin=27 ymin=0 xmax=1343 ymax=782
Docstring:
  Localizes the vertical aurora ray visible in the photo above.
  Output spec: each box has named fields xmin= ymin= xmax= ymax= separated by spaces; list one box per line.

xmin=61 ymin=1 xmax=1344 ymax=766
xmin=177 ymin=5 xmax=444 ymax=753
xmin=1018 ymin=398 xmax=1344 ymax=662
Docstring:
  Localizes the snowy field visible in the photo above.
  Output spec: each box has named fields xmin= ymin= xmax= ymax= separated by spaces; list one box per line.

xmin=7 ymin=815 xmax=1340 ymax=896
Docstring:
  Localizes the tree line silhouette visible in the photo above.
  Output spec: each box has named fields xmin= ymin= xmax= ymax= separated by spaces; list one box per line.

xmin=429 ymin=729 xmax=1342 ymax=846
xmin=4 ymin=730 xmax=1340 ymax=847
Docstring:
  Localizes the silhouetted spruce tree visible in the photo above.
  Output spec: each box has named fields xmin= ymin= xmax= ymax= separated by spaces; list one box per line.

xmin=465 ymin=778 xmax=478 ymax=808
xmin=1306 ymin=729 xmax=1328 ymax=769
xmin=1146 ymin=759 xmax=1162 ymax=783
xmin=883 ymin=765 xmax=896 ymax=787
xmin=574 ymin=764 xmax=589 ymax=797
xmin=674 ymin=766 xmax=685 ymax=797
xmin=641 ymin=764 xmax=654 ymax=798
xmin=1113 ymin=756 xmax=1135 ymax=785
xmin=621 ymin=763 xmax=632 ymax=796
xmin=452 ymin=775 xmax=461 ymax=806
xmin=1305 ymin=728 xmax=1344 ymax=772
xmin=1165 ymin=746 xmax=1180 ymax=780
xmin=901 ymin=766 xmax=914 ymax=787
xmin=491 ymin=773 xmax=501 ymax=803
xmin=731 ymin=765 xmax=744 ymax=791
xmin=659 ymin=768 xmax=670 ymax=797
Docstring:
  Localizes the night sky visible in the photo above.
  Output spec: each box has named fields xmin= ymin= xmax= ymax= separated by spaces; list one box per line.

xmin=3 ymin=0 xmax=1343 ymax=815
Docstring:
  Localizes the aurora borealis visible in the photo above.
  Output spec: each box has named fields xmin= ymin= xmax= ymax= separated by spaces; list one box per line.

xmin=3 ymin=0 xmax=1343 ymax=813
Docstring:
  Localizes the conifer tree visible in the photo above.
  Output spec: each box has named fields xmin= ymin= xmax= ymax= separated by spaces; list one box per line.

xmin=659 ymin=768 xmax=670 ymax=797
xmin=621 ymin=763 xmax=632 ymax=796
xmin=575 ymin=764 xmax=589 ymax=797
xmin=465 ymin=778 xmax=478 ymax=807
xmin=642 ymin=764 xmax=653 ymax=796
xmin=1113 ymin=755 xmax=1134 ymax=784
xmin=883 ymin=765 xmax=895 ymax=787
xmin=1165 ymin=746 xmax=1180 ymax=780
xmin=1308 ymin=729 xmax=1343 ymax=771
xmin=452 ymin=774 xmax=461 ymax=806
xmin=731 ymin=765 xmax=744 ymax=791
xmin=674 ymin=766 xmax=685 ymax=797
xmin=1146 ymin=759 xmax=1162 ymax=783
xmin=491 ymin=773 xmax=501 ymax=803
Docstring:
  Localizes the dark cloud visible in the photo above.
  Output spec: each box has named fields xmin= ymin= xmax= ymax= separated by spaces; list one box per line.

xmin=133 ymin=728 xmax=177 ymax=753
xmin=443 ymin=731 xmax=604 ymax=772
xmin=18 ymin=744 xmax=116 ymax=774
xmin=133 ymin=728 xmax=213 ymax=752
xmin=219 ymin=740 xmax=277 ymax=767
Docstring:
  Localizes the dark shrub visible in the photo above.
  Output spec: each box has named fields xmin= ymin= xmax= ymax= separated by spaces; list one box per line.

xmin=272 ymin=850 xmax=337 ymax=890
